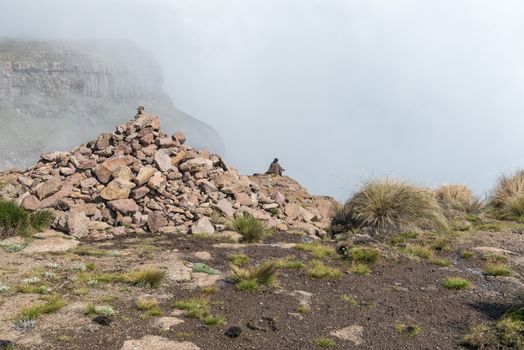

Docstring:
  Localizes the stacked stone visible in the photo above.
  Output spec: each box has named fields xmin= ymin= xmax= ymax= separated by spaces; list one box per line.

xmin=1 ymin=110 xmax=331 ymax=241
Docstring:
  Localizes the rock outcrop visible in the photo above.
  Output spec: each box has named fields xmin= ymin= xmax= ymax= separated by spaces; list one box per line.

xmin=0 ymin=39 xmax=224 ymax=170
xmin=0 ymin=108 xmax=335 ymax=241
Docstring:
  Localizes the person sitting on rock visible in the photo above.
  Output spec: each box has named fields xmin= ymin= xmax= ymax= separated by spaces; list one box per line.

xmin=266 ymin=158 xmax=285 ymax=176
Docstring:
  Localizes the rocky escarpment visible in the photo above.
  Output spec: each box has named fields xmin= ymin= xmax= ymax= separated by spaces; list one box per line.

xmin=0 ymin=108 xmax=335 ymax=241
xmin=0 ymin=40 xmax=224 ymax=170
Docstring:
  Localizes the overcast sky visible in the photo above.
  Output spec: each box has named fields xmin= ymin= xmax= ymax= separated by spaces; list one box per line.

xmin=1 ymin=0 xmax=524 ymax=200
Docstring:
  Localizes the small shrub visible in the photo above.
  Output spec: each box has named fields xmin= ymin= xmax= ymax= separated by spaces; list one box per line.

xmin=307 ymin=260 xmax=341 ymax=279
xmin=230 ymin=214 xmax=266 ymax=242
xmin=123 ymin=267 xmax=166 ymax=288
xmin=87 ymin=304 xmax=115 ymax=317
xmin=435 ymin=184 xmax=482 ymax=217
xmin=396 ymin=323 xmax=422 ymax=337
xmin=295 ymin=242 xmax=336 ymax=259
xmin=334 ymin=179 xmax=448 ymax=235
xmin=443 ymin=277 xmax=471 ymax=290
xmin=230 ymin=253 xmax=249 ymax=266
xmin=314 ymin=337 xmax=336 ymax=348
xmin=484 ymin=263 xmax=512 ymax=276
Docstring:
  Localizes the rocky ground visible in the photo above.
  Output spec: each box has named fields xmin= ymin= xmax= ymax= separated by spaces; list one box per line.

xmin=0 ymin=111 xmax=522 ymax=349
xmin=0 ymin=218 xmax=522 ymax=349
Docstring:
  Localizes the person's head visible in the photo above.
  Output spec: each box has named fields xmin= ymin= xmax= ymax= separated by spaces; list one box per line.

xmin=273 ymin=158 xmax=279 ymax=163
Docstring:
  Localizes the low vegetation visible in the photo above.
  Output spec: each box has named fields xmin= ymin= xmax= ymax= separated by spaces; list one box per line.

xmin=489 ymin=170 xmax=524 ymax=220
xmin=307 ymin=260 xmax=341 ymax=279
xmin=396 ymin=323 xmax=423 ymax=337
xmin=87 ymin=304 xmax=115 ymax=317
xmin=230 ymin=253 xmax=250 ymax=266
xmin=122 ymin=267 xmax=166 ymax=288
xmin=231 ymin=261 xmax=279 ymax=291
xmin=332 ymin=179 xmax=448 ymax=236
xmin=0 ymin=199 xmax=53 ymax=237
xmin=435 ymin=184 xmax=482 ymax=217
xmin=230 ymin=214 xmax=267 ymax=242
xmin=443 ymin=277 xmax=471 ymax=290
xmin=295 ymin=242 xmax=336 ymax=259
xmin=313 ymin=337 xmax=336 ymax=348
xmin=484 ymin=263 xmax=512 ymax=276
xmin=173 ymin=297 xmax=224 ymax=326
xmin=136 ymin=297 xmax=163 ymax=317
xmin=16 ymin=295 xmax=65 ymax=325
xmin=462 ymin=307 xmax=524 ymax=348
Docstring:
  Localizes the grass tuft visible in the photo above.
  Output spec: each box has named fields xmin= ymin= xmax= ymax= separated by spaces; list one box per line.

xmin=123 ymin=267 xmax=166 ymax=288
xmin=443 ymin=277 xmax=471 ymax=290
xmin=307 ymin=260 xmax=341 ymax=279
xmin=231 ymin=261 xmax=279 ymax=291
xmin=489 ymin=170 xmax=524 ymax=220
xmin=17 ymin=295 xmax=65 ymax=321
xmin=173 ymin=297 xmax=224 ymax=326
xmin=484 ymin=263 xmax=512 ymax=276
xmin=396 ymin=323 xmax=423 ymax=337
xmin=313 ymin=338 xmax=336 ymax=348
xmin=333 ymin=179 xmax=448 ymax=235
xmin=230 ymin=213 xmax=267 ymax=242
xmin=230 ymin=253 xmax=250 ymax=266
xmin=435 ymin=184 xmax=483 ymax=217
xmin=0 ymin=199 xmax=53 ymax=237
xmin=295 ymin=242 xmax=336 ymax=259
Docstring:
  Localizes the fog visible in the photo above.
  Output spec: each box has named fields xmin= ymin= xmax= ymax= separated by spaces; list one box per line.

xmin=2 ymin=0 xmax=524 ymax=200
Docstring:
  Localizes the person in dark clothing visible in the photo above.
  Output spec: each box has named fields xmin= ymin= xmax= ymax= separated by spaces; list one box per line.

xmin=266 ymin=158 xmax=285 ymax=176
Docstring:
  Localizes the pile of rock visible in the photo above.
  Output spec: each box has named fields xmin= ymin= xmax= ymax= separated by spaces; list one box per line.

xmin=0 ymin=108 xmax=335 ymax=241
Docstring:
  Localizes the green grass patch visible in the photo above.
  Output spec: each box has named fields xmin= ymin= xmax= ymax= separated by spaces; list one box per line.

xmin=122 ymin=267 xmax=166 ymax=288
xmin=17 ymin=295 xmax=66 ymax=321
xmin=295 ymin=242 xmax=336 ymax=259
xmin=313 ymin=337 xmax=336 ymax=348
xmin=307 ymin=260 xmax=341 ymax=279
xmin=274 ymin=257 xmax=306 ymax=269
xmin=231 ymin=261 xmax=279 ymax=291
xmin=230 ymin=214 xmax=267 ymax=242
xmin=0 ymin=199 xmax=53 ymax=237
xmin=347 ymin=247 xmax=380 ymax=264
xmin=230 ymin=253 xmax=249 ymax=266
xmin=173 ymin=297 xmax=224 ymax=326
xmin=340 ymin=294 xmax=359 ymax=306
xmin=136 ymin=297 xmax=163 ymax=318
xmin=484 ymin=263 xmax=512 ymax=276
xmin=351 ymin=263 xmax=371 ymax=275
xmin=443 ymin=277 xmax=471 ymax=290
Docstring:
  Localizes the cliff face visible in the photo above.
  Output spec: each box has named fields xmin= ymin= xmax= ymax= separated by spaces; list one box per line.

xmin=0 ymin=40 xmax=224 ymax=170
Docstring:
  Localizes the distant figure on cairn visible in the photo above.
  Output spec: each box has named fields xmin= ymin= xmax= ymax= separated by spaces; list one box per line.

xmin=266 ymin=158 xmax=285 ymax=176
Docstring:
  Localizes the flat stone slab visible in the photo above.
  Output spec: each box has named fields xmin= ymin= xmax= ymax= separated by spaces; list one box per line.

xmin=331 ymin=325 xmax=364 ymax=345
xmin=121 ymin=336 xmax=200 ymax=350
xmin=22 ymin=237 xmax=79 ymax=254
xmin=152 ymin=317 xmax=184 ymax=331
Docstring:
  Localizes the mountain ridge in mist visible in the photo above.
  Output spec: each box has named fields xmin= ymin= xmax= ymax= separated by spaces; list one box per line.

xmin=0 ymin=39 xmax=225 ymax=170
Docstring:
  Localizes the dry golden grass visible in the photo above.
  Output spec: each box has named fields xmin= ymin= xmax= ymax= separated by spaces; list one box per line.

xmin=337 ymin=179 xmax=448 ymax=235
xmin=490 ymin=170 xmax=524 ymax=219
xmin=435 ymin=184 xmax=482 ymax=217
